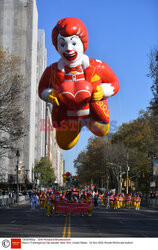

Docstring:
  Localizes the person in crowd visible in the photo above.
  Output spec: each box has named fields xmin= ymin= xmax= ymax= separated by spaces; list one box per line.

xmin=39 ymin=192 xmax=45 ymax=209
xmin=109 ymin=192 xmax=114 ymax=209
xmin=88 ymin=194 xmax=94 ymax=216
xmin=113 ymin=194 xmax=119 ymax=210
xmin=135 ymin=193 xmax=141 ymax=210
xmin=45 ymin=192 xmax=53 ymax=216
xmin=93 ymin=193 xmax=98 ymax=207
xmin=118 ymin=194 xmax=123 ymax=209
xmin=30 ymin=192 xmax=37 ymax=210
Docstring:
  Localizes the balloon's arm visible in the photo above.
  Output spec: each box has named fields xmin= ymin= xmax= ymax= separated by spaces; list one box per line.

xmin=98 ymin=61 xmax=120 ymax=98
xmin=40 ymin=88 xmax=53 ymax=102
xmin=38 ymin=65 xmax=60 ymax=104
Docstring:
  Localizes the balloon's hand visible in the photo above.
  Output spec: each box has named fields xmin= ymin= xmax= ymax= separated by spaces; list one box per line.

xmin=91 ymin=85 xmax=104 ymax=102
xmin=48 ymin=89 xmax=59 ymax=106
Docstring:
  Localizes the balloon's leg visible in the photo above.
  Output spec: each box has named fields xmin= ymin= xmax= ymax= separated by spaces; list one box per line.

xmin=88 ymin=120 xmax=110 ymax=137
xmin=56 ymin=121 xmax=81 ymax=150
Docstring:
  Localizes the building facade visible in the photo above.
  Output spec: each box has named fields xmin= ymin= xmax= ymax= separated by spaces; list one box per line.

xmin=35 ymin=29 xmax=47 ymax=162
xmin=45 ymin=105 xmax=64 ymax=186
xmin=0 ymin=0 xmax=38 ymax=182
xmin=0 ymin=0 xmax=64 ymax=186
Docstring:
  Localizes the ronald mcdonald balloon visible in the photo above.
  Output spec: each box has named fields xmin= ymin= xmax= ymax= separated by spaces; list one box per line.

xmin=38 ymin=17 xmax=120 ymax=150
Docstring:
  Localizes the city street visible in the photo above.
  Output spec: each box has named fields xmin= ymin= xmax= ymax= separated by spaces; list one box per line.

xmin=0 ymin=203 xmax=158 ymax=238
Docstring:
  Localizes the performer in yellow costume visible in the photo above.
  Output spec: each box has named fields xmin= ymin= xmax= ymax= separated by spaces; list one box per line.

xmin=135 ymin=194 xmax=141 ymax=210
xmin=109 ymin=193 xmax=114 ymax=209
xmin=133 ymin=194 xmax=137 ymax=210
xmin=126 ymin=194 xmax=131 ymax=208
xmin=113 ymin=194 xmax=119 ymax=210
xmin=45 ymin=193 xmax=53 ymax=216
xmin=118 ymin=194 xmax=123 ymax=209
xmin=39 ymin=192 xmax=45 ymax=209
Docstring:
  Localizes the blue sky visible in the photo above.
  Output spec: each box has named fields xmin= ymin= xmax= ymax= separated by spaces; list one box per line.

xmin=36 ymin=0 xmax=158 ymax=175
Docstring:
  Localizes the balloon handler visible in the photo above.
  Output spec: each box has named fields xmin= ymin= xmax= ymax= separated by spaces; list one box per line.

xmin=38 ymin=17 xmax=120 ymax=150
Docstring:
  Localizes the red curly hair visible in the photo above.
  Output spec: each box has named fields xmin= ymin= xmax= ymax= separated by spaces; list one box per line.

xmin=52 ymin=17 xmax=88 ymax=52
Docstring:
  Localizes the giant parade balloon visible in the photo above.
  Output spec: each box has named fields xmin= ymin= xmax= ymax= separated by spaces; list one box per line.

xmin=38 ymin=17 xmax=120 ymax=150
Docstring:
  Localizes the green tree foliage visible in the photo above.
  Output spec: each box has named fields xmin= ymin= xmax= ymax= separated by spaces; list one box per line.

xmin=112 ymin=111 xmax=154 ymax=153
xmin=74 ymin=110 xmax=156 ymax=191
xmin=111 ymin=110 xmax=157 ymax=191
xmin=34 ymin=157 xmax=55 ymax=186
xmin=74 ymin=136 xmax=129 ymax=191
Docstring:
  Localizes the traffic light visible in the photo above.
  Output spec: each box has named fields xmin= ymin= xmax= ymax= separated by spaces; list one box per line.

xmin=63 ymin=176 xmax=67 ymax=182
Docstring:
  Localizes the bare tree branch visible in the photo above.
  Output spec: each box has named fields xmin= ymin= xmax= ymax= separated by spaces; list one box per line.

xmin=0 ymin=48 xmax=28 ymax=158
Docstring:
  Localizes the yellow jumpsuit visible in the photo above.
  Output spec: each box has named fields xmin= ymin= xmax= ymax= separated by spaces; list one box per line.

xmin=45 ymin=196 xmax=53 ymax=216
xmin=114 ymin=196 xmax=119 ymax=210
xmin=40 ymin=195 xmax=45 ymax=209
xmin=103 ymin=195 xmax=107 ymax=207
xmin=136 ymin=196 xmax=141 ymax=210
xmin=133 ymin=196 xmax=137 ymax=210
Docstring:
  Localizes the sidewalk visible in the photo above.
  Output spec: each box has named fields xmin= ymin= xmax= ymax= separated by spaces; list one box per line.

xmin=141 ymin=205 xmax=158 ymax=211
xmin=0 ymin=199 xmax=30 ymax=209
xmin=140 ymin=197 xmax=158 ymax=209
xmin=12 ymin=199 xmax=30 ymax=208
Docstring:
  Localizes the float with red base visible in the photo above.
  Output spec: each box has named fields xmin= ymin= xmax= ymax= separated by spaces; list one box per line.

xmin=38 ymin=17 xmax=120 ymax=150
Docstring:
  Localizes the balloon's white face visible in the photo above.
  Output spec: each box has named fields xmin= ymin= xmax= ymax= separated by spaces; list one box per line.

xmin=57 ymin=34 xmax=84 ymax=65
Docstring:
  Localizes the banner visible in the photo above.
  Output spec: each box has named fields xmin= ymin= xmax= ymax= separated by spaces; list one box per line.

xmin=55 ymin=202 xmax=89 ymax=213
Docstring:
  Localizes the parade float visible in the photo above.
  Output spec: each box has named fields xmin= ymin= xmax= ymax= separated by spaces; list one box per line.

xmin=38 ymin=17 xmax=120 ymax=150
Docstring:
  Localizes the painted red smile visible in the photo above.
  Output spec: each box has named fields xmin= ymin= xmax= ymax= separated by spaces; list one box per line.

xmin=63 ymin=51 xmax=77 ymax=61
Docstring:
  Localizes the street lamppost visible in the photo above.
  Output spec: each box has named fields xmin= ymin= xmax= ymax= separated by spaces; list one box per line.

xmin=126 ymin=152 xmax=130 ymax=195
xmin=16 ymin=149 xmax=20 ymax=203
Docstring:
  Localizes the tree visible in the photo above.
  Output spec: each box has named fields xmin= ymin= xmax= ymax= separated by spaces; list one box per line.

xmin=0 ymin=48 xmax=27 ymax=158
xmin=112 ymin=110 xmax=154 ymax=152
xmin=147 ymin=48 xmax=158 ymax=155
xmin=111 ymin=110 xmax=157 ymax=191
xmin=74 ymin=136 xmax=129 ymax=191
xmin=74 ymin=110 xmax=157 ymax=191
xmin=34 ymin=157 xmax=55 ymax=186
xmin=148 ymin=48 xmax=158 ymax=117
